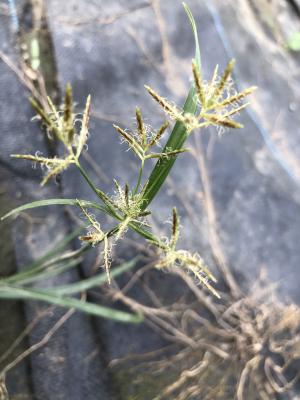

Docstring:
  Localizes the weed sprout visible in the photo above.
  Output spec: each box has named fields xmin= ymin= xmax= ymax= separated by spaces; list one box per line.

xmin=1 ymin=3 xmax=255 ymax=315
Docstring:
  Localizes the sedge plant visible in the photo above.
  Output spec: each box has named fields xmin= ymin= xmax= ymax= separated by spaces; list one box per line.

xmin=0 ymin=3 xmax=256 ymax=323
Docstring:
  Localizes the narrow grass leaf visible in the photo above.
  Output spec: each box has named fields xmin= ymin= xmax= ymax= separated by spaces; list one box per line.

xmin=15 ymin=259 xmax=82 ymax=286
xmin=47 ymin=257 xmax=139 ymax=295
xmin=1 ymin=199 xmax=105 ymax=220
xmin=0 ymin=286 xmax=143 ymax=323
xmin=2 ymin=227 xmax=85 ymax=284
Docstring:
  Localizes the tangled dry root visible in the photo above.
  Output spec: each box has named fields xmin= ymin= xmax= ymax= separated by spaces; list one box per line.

xmin=108 ymin=263 xmax=300 ymax=400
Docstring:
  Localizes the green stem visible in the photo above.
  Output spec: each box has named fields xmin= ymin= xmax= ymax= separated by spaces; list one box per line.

xmin=134 ymin=159 xmax=145 ymax=195
xmin=76 ymin=161 xmax=164 ymax=246
xmin=129 ymin=222 xmax=165 ymax=248
xmin=76 ymin=161 xmax=122 ymax=221
xmin=76 ymin=161 xmax=100 ymax=198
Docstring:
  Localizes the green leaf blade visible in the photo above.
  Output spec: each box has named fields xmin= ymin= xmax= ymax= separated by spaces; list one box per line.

xmin=1 ymin=199 xmax=105 ymax=221
xmin=183 ymin=2 xmax=201 ymax=70
xmin=47 ymin=257 xmax=139 ymax=296
xmin=0 ymin=286 xmax=142 ymax=324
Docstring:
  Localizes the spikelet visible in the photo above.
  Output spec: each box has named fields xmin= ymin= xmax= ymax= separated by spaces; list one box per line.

xmin=146 ymin=121 xmax=169 ymax=149
xmin=211 ymin=87 xmax=257 ymax=111
xmin=113 ymin=124 xmax=144 ymax=158
xmin=144 ymin=85 xmax=181 ymax=120
xmin=63 ymin=83 xmax=75 ymax=143
xmin=135 ymin=107 xmax=147 ymax=148
xmin=29 ymin=97 xmax=60 ymax=138
xmin=76 ymin=95 xmax=91 ymax=159
xmin=77 ymin=200 xmax=105 ymax=245
xmin=202 ymin=114 xmax=243 ymax=129
xmin=170 ymin=207 xmax=180 ymax=250
xmin=192 ymin=60 xmax=205 ymax=105
xmin=213 ymin=59 xmax=235 ymax=99
xmin=47 ymin=96 xmax=60 ymax=123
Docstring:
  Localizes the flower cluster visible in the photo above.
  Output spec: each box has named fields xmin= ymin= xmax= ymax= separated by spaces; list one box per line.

xmin=113 ymin=107 xmax=188 ymax=163
xmin=108 ymin=180 xmax=151 ymax=239
xmin=77 ymin=200 xmax=112 ymax=282
xmin=152 ymin=208 xmax=220 ymax=298
xmin=77 ymin=182 xmax=150 ymax=280
xmin=145 ymin=59 xmax=256 ymax=134
xmin=11 ymin=84 xmax=91 ymax=185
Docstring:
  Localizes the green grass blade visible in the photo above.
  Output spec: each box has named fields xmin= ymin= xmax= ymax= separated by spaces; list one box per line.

xmin=183 ymin=2 xmax=201 ymax=70
xmin=2 ymin=229 xmax=87 ymax=284
xmin=0 ymin=286 xmax=142 ymax=323
xmin=15 ymin=259 xmax=82 ymax=286
xmin=142 ymin=4 xmax=201 ymax=207
xmin=47 ymin=257 xmax=139 ymax=295
xmin=1 ymin=199 xmax=105 ymax=221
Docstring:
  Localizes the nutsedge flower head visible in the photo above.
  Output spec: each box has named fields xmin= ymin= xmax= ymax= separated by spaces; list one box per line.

xmin=111 ymin=181 xmax=151 ymax=239
xmin=152 ymin=208 xmax=220 ymax=298
xmin=11 ymin=84 xmax=91 ymax=185
xmin=113 ymin=107 xmax=188 ymax=162
xmin=77 ymin=200 xmax=112 ymax=283
xmin=145 ymin=59 xmax=256 ymax=134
